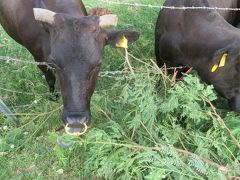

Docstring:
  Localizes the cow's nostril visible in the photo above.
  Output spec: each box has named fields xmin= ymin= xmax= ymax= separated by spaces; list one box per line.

xmin=62 ymin=110 xmax=91 ymax=127
xmin=66 ymin=116 xmax=89 ymax=128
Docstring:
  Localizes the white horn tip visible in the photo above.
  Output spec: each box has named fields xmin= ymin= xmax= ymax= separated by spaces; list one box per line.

xmin=33 ymin=8 xmax=56 ymax=24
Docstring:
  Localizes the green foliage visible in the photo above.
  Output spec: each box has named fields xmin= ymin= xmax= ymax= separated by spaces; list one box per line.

xmin=40 ymin=69 xmax=239 ymax=179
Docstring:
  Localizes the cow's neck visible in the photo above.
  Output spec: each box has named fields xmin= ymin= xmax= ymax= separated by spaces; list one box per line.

xmin=42 ymin=0 xmax=87 ymax=17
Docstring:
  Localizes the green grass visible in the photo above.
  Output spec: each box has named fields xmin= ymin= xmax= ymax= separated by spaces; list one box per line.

xmin=0 ymin=0 xmax=240 ymax=179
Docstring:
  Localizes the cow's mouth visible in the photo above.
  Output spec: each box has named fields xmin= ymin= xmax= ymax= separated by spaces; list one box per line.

xmin=65 ymin=123 xmax=88 ymax=137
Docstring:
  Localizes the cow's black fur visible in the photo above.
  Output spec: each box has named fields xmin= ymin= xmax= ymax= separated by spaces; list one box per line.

xmin=155 ymin=0 xmax=240 ymax=112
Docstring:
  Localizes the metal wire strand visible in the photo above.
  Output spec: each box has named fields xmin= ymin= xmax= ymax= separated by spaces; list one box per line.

xmin=97 ymin=0 xmax=240 ymax=11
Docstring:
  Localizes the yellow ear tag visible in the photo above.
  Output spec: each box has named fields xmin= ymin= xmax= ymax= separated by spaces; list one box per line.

xmin=211 ymin=64 xmax=219 ymax=73
xmin=116 ymin=36 xmax=128 ymax=49
xmin=211 ymin=53 xmax=228 ymax=72
xmin=219 ymin=53 xmax=228 ymax=67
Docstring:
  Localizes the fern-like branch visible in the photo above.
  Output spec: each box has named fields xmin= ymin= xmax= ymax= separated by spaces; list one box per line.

xmin=204 ymin=98 xmax=240 ymax=150
xmin=81 ymin=140 xmax=232 ymax=173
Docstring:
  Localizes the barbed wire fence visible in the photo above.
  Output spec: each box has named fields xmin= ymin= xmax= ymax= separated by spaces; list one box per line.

xmin=0 ymin=55 xmax=187 ymax=78
xmin=0 ymin=56 xmax=131 ymax=78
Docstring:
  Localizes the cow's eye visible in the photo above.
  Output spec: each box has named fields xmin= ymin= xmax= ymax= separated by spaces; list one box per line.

xmin=48 ymin=56 xmax=62 ymax=70
xmin=49 ymin=57 xmax=57 ymax=66
xmin=101 ymin=32 xmax=108 ymax=45
xmin=88 ymin=65 xmax=100 ymax=80
xmin=96 ymin=61 xmax=102 ymax=67
xmin=48 ymin=55 xmax=55 ymax=62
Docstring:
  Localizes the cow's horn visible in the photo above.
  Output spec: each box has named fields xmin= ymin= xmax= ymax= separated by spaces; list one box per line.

xmin=99 ymin=15 xmax=118 ymax=27
xmin=33 ymin=8 xmax=56 ymax=24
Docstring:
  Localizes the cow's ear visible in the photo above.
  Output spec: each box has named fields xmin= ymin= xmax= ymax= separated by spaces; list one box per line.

xmin=211 ymin=45 xmax=240 ymax=72
xmin=106 ymin=30 xmax=140 ymax=48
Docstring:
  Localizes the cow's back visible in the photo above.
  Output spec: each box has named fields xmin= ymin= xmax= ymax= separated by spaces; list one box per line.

xmin=158 ymin=0 xmax=238 ymax=29
xmin=0 ymin=0 xmax=39 ymax=45
xmin=0 ymin=0 xmax=87 ymax=58
xmin=210 ymin=0 xmax=238 ymax=24
xmin=155 ymin=0 xmax=239 ymax=67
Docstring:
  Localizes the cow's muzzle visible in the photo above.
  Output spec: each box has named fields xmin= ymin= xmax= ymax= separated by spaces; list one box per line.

xmin=62 ymin=110 xmax=91 ymax=136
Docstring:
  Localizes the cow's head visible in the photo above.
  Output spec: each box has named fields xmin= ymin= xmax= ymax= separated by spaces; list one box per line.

xmin=209 ymin=44 xmax=240 ymax=112
xmin=33 ymin=8 xmax=139 ymax=134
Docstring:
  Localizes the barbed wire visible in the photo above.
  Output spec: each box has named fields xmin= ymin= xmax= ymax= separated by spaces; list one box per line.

xmin=99 ymin=70 xmax=129 ymax=77
xmin=0 ymin=86 xmax=53 ymax=96
xmin=0 ymin=56 xmax=127 ymax=77
xmin=97 ymin=0 xmax=240 ymax=11
xmin=0 ymin=56 xmax=52 ymax=67
xmin=0 ymin=55 xmax=187 ymax=76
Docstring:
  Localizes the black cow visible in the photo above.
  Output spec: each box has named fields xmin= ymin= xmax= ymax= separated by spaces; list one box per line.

xmin=0 ymin=0 xmax=139 ymax=134
xmin=155 ymin=0 xmax=240 ymax=112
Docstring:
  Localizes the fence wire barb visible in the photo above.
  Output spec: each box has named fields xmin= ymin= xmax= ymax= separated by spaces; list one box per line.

xmin=99 ymin=70 xmax=129 ymax=77
xmin=0 ymin=56 xmax=47 ymax=65
xmin=0 ymin=56 xmax=126 ymax=77
xmin=0 ymin=56 xmax=54 ymax=69
xmin=0 ymin=86 xmax=55 ymax=96
xmin=97 ymin=0 xmax=240 ymax=11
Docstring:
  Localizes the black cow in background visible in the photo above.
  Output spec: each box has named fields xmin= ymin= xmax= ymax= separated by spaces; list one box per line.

xmin=0 ymin=0 xmax=140 ymax=135
xmin=155 ymin=0 xmax=240 ymax=112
